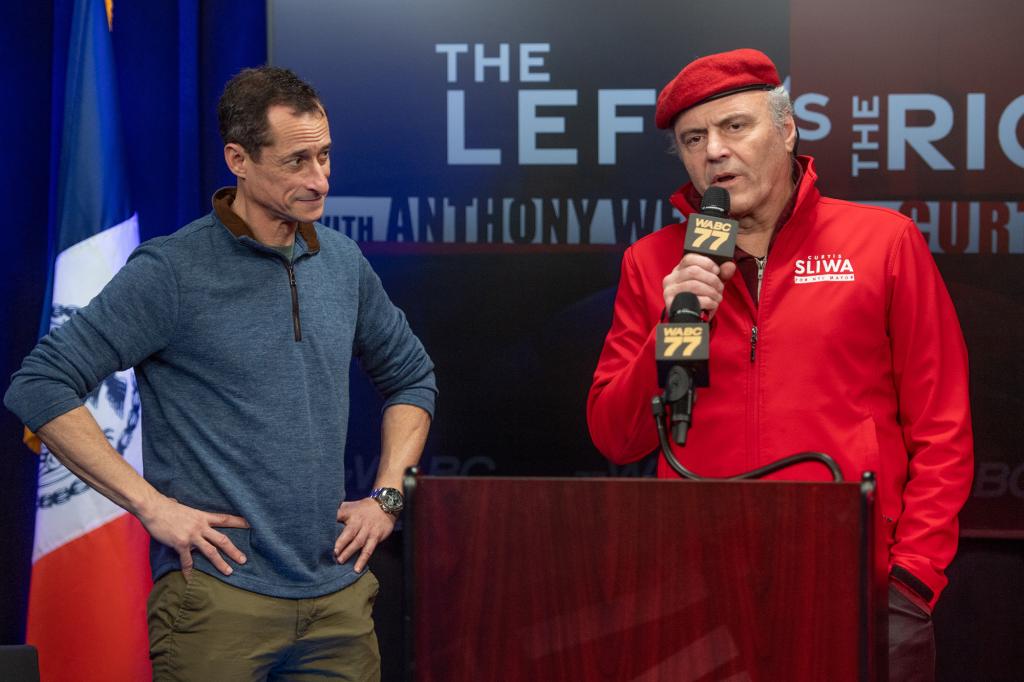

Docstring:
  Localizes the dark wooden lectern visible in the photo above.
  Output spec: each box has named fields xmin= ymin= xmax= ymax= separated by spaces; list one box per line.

xmin=404 ymin=475 xmax=887 ymax=681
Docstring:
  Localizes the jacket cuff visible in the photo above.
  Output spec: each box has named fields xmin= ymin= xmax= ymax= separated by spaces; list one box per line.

xmin=890 ymin=564 xmax=937 ymax=609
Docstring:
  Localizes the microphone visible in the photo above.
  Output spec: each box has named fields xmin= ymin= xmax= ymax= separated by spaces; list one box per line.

xmin=683 ymin=186 xmax=738 ymax=263
xmin=656 ymin=292 xmax=709 ymax=387
xmin=655 ymin=292 xmax=710 ymax=445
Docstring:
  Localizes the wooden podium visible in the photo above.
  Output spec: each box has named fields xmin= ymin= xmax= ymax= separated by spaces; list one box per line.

xmin=404 ymin=474 xmax=887 ymax=681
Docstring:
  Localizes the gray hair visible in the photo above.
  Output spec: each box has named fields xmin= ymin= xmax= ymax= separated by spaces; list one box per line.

xmin=664 ymin=85 xmax=794 ymax=156
xmin=766 ymin=85 xmax=793 ymax=129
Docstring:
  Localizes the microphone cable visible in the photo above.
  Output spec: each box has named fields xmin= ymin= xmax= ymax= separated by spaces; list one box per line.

xmin=650 ymin=395 xmax=844 ymax=481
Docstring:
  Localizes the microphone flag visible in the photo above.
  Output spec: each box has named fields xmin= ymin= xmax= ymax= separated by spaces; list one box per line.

xmin=683 ymin=186 xmax=738 ymax=263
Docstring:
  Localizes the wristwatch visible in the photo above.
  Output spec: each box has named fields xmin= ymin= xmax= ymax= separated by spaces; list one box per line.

xmin=370 ymin=487 xmax=404 ymax=515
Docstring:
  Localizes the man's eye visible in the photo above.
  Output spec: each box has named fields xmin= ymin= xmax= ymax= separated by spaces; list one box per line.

xmin=684 ymin=135 xmax=702 ymax=147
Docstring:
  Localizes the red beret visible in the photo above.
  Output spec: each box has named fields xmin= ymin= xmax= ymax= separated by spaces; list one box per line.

xmin=655 ymin=48 xmax=782 ymax=129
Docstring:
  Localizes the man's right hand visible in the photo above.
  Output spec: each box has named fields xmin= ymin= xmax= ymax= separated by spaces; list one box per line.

xmin=137 ymin=496 xmax=249 ymax=577
xmin=34 ymin=407 xmax=250 ymax=578
xmin=662 ymin=252 xmax=737 ymax=319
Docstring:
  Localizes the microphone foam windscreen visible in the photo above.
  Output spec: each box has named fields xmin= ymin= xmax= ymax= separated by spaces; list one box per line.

xmin=700 ymin=186 xmax=730 ymax=216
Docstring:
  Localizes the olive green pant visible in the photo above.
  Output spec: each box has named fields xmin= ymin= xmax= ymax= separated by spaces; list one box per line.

xmin=147 ymin=569 xmax=380 ymax=681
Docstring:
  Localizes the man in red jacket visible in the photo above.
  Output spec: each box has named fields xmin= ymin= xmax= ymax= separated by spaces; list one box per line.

xmin=587 ymin=48 xmax=973 ymax=681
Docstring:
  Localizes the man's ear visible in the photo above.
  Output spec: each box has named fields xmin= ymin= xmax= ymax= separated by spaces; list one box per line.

xmin=783 ymin=115 xmax=797 ymax=154
xmin=224 ymin=143 xmax=248 ymax=179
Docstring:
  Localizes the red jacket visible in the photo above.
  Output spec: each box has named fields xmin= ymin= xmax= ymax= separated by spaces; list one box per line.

xmin=587 ymin=156 xmax=973 ymax=608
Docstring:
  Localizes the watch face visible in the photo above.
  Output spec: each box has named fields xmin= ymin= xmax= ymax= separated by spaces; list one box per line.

xmin=376 ymin=488 xmax=404 ymax=512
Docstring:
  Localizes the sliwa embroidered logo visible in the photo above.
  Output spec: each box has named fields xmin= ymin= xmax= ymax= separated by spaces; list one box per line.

xmin=793 ymin=253 xmax=855 ymax=283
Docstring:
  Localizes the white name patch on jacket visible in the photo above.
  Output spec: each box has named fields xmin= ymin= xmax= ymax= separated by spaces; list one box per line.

xmin=793 ymin=253 xmax=855 ymax=283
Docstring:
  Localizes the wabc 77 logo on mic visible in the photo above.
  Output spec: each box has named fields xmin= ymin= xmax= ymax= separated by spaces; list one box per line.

xmin=656 ymin=323 xmax=709 ymax=360
xmin=684 ymin=214 xmax=738 ymax=262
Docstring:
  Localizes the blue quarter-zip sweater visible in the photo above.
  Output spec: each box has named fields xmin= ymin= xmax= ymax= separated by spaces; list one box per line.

xmin=5 ymin=188 xmax=437 ymax=598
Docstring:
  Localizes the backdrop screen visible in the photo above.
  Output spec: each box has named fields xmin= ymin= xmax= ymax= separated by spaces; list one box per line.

xmin=270 ymin=0 xmax=1024 ymax=536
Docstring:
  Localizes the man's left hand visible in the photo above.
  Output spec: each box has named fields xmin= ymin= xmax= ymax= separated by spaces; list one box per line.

xmin=334 ymin=497 xmax=396 ymax=573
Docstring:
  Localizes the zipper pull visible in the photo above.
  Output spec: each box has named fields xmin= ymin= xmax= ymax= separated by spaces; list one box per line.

xmin=286 ymin=264 xmax=302 ymax=342
xmin=750 ymin=325 xmax=758 ymax=362
xmin=755 ymin=256 xmax=767 ymax=302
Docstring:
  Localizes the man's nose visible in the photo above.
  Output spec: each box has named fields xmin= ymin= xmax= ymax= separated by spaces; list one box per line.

xmin=308 ymin=160 xmax=330 ymax=195
xmin=704 ymin=130 xmax=730 ymax=161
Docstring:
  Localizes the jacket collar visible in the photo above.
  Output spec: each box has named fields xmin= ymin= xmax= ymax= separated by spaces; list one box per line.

xmin=211 ymin=187 xmax=321 ymax=255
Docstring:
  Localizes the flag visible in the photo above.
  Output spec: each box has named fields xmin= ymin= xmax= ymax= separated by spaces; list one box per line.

xmin=26 ymin=0 xmax=152 ymax=679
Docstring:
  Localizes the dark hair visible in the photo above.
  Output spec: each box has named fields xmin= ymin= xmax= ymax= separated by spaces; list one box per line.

xmin=217 ymin=66 xmax=325 ymax=160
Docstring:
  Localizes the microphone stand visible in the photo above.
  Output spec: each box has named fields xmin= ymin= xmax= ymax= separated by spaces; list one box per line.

xmin=664 ymin=365 xmax=696 ymax=446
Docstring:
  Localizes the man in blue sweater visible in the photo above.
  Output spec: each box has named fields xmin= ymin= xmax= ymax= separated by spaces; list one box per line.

xmin=5 ymin=66 xmax=436 ymax=679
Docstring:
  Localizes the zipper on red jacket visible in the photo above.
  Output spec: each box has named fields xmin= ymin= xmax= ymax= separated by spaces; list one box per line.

xmin=285 ymin=262 xmax=302 ymax=341
xmin=746 ymin=282 xmax=763 ymax=472
xmin=755 ymin=256 xmax=767 ymax=301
